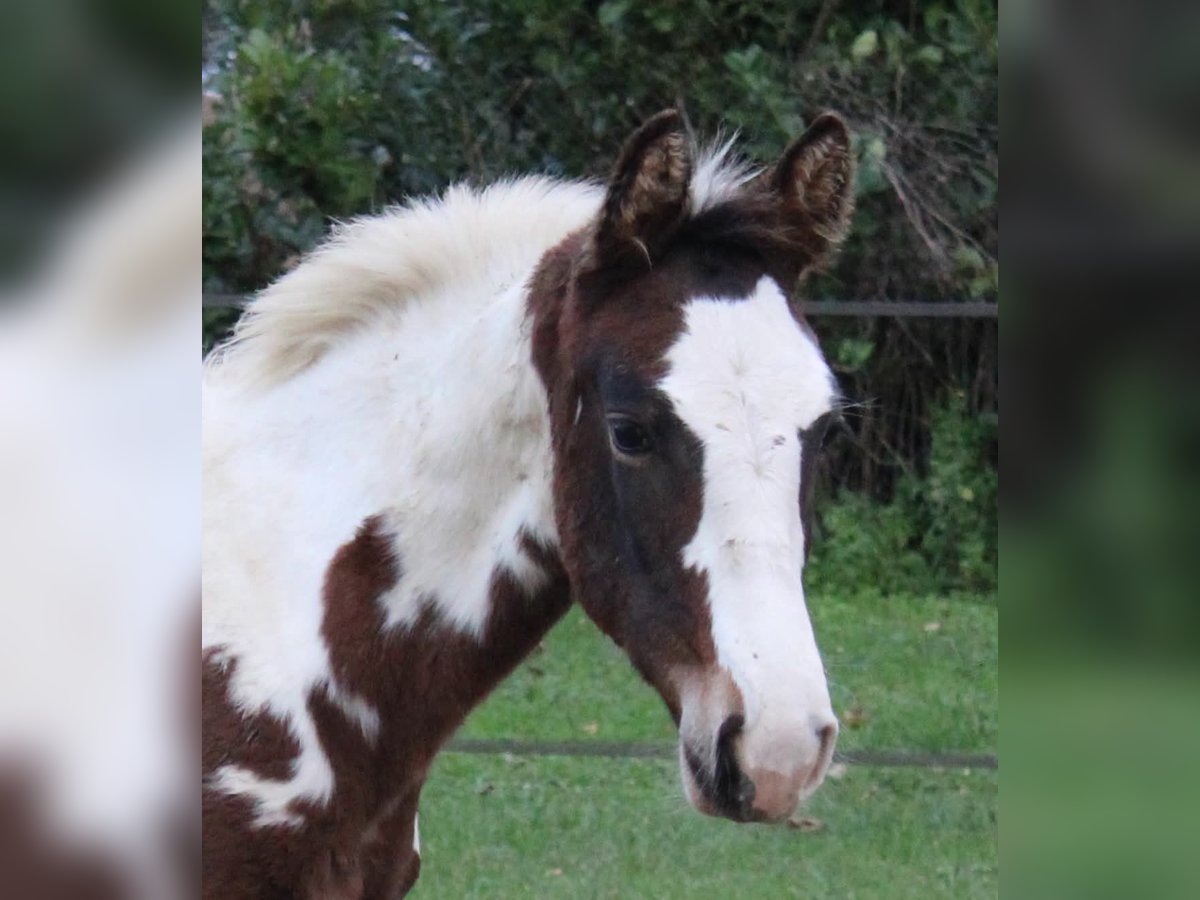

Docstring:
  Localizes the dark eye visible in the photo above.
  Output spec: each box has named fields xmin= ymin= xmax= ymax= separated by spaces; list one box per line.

xmin=608 ymin=417 xmax=653 ymax=456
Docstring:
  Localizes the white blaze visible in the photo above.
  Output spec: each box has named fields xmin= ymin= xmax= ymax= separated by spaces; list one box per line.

xmin=658 ymin=277 xmax=836 ymax=776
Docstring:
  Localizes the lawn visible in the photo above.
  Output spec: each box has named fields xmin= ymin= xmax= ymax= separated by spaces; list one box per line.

xmin=415 ymin=590 xmax=997 ymax=898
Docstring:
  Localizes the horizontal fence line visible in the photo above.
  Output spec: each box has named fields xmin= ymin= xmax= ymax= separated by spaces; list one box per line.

xmin=203 ymin=293 xmax=997 ymax=319
xmin=446 ymin=738 xmax=997 ymax=770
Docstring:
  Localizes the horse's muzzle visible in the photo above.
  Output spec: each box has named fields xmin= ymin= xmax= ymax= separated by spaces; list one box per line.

xmin=680 ymin=710 xmax=838 ymax=823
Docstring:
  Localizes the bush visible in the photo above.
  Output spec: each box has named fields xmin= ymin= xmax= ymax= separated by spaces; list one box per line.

xmin=809 ymin=395 xmax=997 ymax=596
xmin=203 ymin=0 xmax=997 ymax=304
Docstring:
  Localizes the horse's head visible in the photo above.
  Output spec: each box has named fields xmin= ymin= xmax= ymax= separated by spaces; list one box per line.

xmin=530 ymin=110 xmax=854 ymax=823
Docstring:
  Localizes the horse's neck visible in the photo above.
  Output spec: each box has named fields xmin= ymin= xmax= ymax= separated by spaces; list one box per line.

xmin=364 ymin=278 xmax=563 ymax=634
xmin=211 ymin=273 xmax=559 ymax=607
xmin=203 ymin=271 xmax=568 ymax=814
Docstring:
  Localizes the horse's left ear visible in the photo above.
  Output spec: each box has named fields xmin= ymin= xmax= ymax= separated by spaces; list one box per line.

xmin=770 ymin=113 xmax=855 ymax=273
xmin=592 ymin=109 xmax=693 ymax=268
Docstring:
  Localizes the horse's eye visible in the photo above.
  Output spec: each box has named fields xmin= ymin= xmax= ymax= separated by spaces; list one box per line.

xmin=608 ymin=417 xmax=653 ymax=456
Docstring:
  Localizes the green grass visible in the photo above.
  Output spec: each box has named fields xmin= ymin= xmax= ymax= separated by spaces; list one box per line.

xmin=416 ymin=591 xmax=997 ymax=898
xmin=418 ymin=757 xmax=996 ymax=899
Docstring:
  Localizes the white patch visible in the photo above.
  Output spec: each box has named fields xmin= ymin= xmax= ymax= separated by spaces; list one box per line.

xmin=203 ymin=181 xmax=583 ymax=822
xmin=413 ymin=813 xmax=420 ymax=854
xmin=658 ymin=277 xmax=837 ymax=776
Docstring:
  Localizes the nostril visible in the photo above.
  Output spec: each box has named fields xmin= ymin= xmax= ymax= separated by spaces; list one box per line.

xmin=805 ymin=720 xmax=839 ymax=792
xmin=712 ymin=713 xmax=748 ymax=815
xmin=816 ymin=722 xmax=838 ymax=758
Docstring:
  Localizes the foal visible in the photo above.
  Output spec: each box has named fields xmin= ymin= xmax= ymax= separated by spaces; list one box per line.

xmin=203 ymin=109 xmax=854 ymax=898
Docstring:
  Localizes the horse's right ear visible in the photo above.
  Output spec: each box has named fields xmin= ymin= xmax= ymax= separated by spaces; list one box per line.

xmin=592 ymin=110 xmax=692 ymax=269
xmin=769 ymin=113 xmax=855 ymax=274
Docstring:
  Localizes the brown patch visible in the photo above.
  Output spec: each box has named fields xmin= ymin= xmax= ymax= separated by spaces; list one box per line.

xmin=799 ymin=411 xmax=837 ymax=562
xmin=202 ymin=649 xmax=315 ymax=899
xmin=202 ymin=651 xmax=301 ymax=782
xmin=203 ymin=517 xmax=570 ymax=898
xmin=358 ymin=795 xmax=421 ymax=899
xmin=530 ymin=229 xmax=729 ymax=719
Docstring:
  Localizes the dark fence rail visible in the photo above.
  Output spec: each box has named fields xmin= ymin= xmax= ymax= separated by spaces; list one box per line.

xmin=203 ymin=294 xmax=998 ymax=319
xmin=447 ymin=738 xmax=998 ymax=770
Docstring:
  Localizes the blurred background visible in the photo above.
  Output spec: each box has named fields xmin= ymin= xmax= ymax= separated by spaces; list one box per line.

xmin=202 ymin=2 xmax=998 ymax=897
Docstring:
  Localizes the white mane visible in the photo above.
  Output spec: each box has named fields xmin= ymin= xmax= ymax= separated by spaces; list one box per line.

xmin=209 ymin=176 xmax=603 ymax=389
xmin=208 ymin=142 xmax=754 ymax=391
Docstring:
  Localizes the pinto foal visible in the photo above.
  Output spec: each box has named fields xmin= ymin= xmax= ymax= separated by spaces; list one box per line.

xmin=203 ymin=110 xmax=855 ymax=898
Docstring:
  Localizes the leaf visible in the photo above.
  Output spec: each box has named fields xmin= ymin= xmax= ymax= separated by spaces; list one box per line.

xmin=915 ymin=44 xmax=944 ymax=66
xmin=951 ymin=245 xmax=985 ymax=272
xmin=843 ymin=706 xmax=869 ymax=729
xmin=969 ymin=273 xmax=994 ymax=298
xmin=597 ymin=1 xmax=629 ymax=30
xmin=833 ymin=336 xmax=875 ymax=373
xmin=850 ymin=29 xmax=878 ymax=61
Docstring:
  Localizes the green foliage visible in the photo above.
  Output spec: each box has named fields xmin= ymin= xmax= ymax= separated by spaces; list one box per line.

xmin=810 ymin=491 xmax=930 ymax=596
xmin=809 ymin=396 xmax=998 ymax=595
xmin=907 ymin=395 xmax=999 ymax=590
xmin=203 ymin=0 xmax=997 ymax=302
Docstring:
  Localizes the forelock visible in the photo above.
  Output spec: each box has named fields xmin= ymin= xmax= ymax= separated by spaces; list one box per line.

xmin=679 ymin=138 xmax=794 ymax=261
xmin=688 ymin=135 xmax=760 ymax=213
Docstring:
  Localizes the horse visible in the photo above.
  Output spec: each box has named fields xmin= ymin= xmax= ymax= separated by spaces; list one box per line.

xmin=202 ymin=108 xmax=855 ymax=898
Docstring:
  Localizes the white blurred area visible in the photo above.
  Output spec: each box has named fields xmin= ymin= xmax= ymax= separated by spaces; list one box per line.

xmin=0 ymin=123 xmax=198 ymax=898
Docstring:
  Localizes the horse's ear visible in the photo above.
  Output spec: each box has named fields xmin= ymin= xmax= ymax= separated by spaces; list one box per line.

xmin=770 ymin=113 xmax=855 ymax=273
xmin=593 ymin=109 xmax=692 ymax=267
